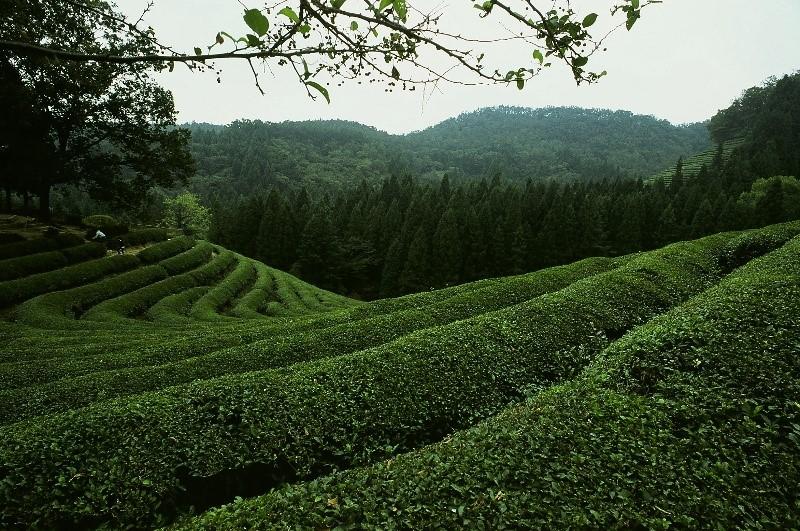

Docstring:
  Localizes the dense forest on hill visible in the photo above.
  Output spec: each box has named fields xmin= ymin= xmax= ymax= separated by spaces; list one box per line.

xmin=209 ymin=74 xmax=800 ymax=299
xmin=187 ymin=107 xmax=710 ymax=197
xmin=211 ymin=170 xmax=800 ymax=299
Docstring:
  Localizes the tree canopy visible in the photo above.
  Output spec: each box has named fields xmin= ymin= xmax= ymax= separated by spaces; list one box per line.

xmin=0 ymin=0 xmax=658 ymax=101
xmin=0 ymin=0 xmax=194 ymax=218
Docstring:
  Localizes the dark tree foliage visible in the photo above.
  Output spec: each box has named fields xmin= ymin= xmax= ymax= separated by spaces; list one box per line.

xmin=186 ymin=108 xmax=710 ymax=198
xmin=710 ymin=72 xmax=800 ymax=189
xmin=209 ymin=72 xmax=800 ymax=298
xmin=0 ymin=0 xmax=194 ymax=219
xmin=209 ymin=144 xmax=797 ymax=298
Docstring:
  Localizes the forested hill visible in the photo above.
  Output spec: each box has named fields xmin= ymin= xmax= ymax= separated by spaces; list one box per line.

xmin=404 ymin=107 xmax=708 ymax=182
xmin=186 ymin=107 xmax=709 ymax=198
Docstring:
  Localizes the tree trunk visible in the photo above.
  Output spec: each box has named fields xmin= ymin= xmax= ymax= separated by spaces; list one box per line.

xmin=38 ymin=183 xmax=50 ymax=221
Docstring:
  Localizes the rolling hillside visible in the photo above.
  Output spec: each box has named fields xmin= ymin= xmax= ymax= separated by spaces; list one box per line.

xmin=1 ymin=221 xmax=799 ymax=528
xmin=647 ymin=137 xmax=746 ymax=185
xmin=187 ymin=107 xmax=710 ymax=197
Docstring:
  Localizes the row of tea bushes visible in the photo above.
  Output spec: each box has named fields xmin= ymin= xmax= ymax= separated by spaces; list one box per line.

xmin=147 ymin=286 xmax=212 ymax=324
xmin=0 ymin=251 xmax=68 ymax=282
xmin=0 ymin=233 xmax=83 ymax=260
xmin=158 ymin=241 xmax=214 ymax=275
xmin=81 ymin=252 xmax=237 ymax=323
xmin=0 ymin=254 xmax=140 ymax=315
xmin=13 ymin=265 xmax=168 ymax=328
xmin=120 ymin=228 xmax=168 ymax=246
xmin=60 ymin=242 xmax=106 ymax=264
xmin=136 ymin=236 xmax=194 ymax=264
xmin=0 ymin=231 xmax=739 ymax=527
xmin=181 ymin=236 xmax=800 ymax=530
xmin=189 ymin=257 xmax=257 ymax=321
xmin=717 ymin=219 xmax=800 ymax=272
xmin=267 ymin=270 xmax=317 ymax=315
xmin=11 ymin=239 xmax=219 ymax=329
xmin=0 ymin=255 xmax=620 ymax=360
xmin=229 ymin=262 xmax=276 ymax=318
xmin=0 ymin=254 xmax=619 ymax=421
xmin=0 ymin=242 xmax=105 ymax=283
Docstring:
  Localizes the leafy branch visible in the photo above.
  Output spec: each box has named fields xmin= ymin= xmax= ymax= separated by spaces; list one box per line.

xmin=0 ymin=0 xmax=661 ymax=101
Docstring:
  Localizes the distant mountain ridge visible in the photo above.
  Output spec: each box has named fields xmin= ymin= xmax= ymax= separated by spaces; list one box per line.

xmin=185 ymin=106 xmax=710 ymax=197
xmin=403 ymin=106 xmax=709 ymax=182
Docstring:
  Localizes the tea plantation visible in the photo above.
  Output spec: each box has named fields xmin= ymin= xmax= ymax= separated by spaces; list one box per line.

xmin=0 ymin=223 xmax=798 ymax=529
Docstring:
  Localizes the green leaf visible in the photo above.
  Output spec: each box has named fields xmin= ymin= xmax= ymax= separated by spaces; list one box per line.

xmin=516 ymin=77 xmax=524 ymax=90
xmin=350 ymin=20 xmax=359 ymax=30
xmin=379 ymin=0 xmax=393 ymax=10
xmin=245 ymin=34 xmax=261 ymax=47
xmin=279 ymin=7 xmax=300 ymax=24
xmin=306 ymin=81 xmax=330 ymax=103
xmin=215 ymin=33 xmax=224 ymax=45
xmin=299 ymin=24 xmax=311 ymax=34
xmin=393 ymin=0 xmax=407 ymax=20
xmin=625 ymin=11 xmax=639 ymax=30
xmin=573 ymin=56 xmax=588 ymax=67
xmin=532 ymin=49 xmax=544 ymax=64
xmin=194 ymin=47 xmax=202 ymax=56
xmin=582 ymin=13 xmax=598 ymax=27
xmin=331 ymin=0 xmax=346 ymax=8
xmin=243 ymin=8 xmax=269 ymax=36
xmin=391 ymin=65 xmax=400 ymax=79
xmin=631 ymin=0 xmax=640 ymax=9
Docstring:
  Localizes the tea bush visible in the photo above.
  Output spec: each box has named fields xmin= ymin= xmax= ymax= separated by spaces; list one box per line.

xmin=0 ymin=254 xmax=138 ymax=307
xmin=0 ymin=232 xmax=737 ymax=527
xmin=0 ymin=233 xmax=82 ymax=260
xmin=178 ymin=236 xmax=800 ymax=530
xmin=136 ymin=236 xmax=194 ymax=263
xmin=0 ymin=254 xmax=616 ymax=421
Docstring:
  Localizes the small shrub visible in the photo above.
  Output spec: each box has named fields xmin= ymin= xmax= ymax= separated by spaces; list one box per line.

xmin=0 ymin=233 xmax=82 ymax=260
xmin=0 ymin=254 xmax=139 ymax=308
xmin=82 ymin=214 xmax=129 ymax=237
xmin=120 ymin=228 xmax=168 ymax=246
xmin=0 ymin=251 xmax=67 ymax=282
xmin=137 ymin=236 xmax=194 ymax=263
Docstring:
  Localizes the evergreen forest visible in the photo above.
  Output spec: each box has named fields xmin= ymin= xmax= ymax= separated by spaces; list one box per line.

xmin=208 ymin=74 xmax=800 ymax=298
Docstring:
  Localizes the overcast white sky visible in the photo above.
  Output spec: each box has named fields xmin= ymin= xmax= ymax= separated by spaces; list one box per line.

xmin=122 ymin=1 xmax=800 ymax=134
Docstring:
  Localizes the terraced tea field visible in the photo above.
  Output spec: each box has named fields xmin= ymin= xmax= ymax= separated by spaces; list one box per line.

xmin=1 ymin=222 xmax=799 ymax=528
xmin=647 ymin=137 xmax=746 ymax=185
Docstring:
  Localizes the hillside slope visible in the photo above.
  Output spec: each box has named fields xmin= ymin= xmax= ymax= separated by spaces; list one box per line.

xmin=0 ymin=221 xmax=798 ymax=528
xmin=187 ymin=107 xmax=709 ymax=196
xmin=647 ymin=137 xmax=746 ymax=185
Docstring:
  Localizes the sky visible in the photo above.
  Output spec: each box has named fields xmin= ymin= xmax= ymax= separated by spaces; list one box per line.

xmin=122 ymin=0 xmax=800 ymax=134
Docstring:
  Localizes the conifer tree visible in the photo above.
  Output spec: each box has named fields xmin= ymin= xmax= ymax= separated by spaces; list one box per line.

xmin=674 ymin=157 xmax=684 ymax=183
xmin=690 ymin=198 xmax=715 ymax=237
xmin=656 ymin=203 xmax=681 ymax=246
xmin=399 ymin=226 xmax=432 ymax=294
xmin=292 ymin=205 xmax=341 ymax=290
xmin=715 ymin=197 xmax=740 ymax=232
xmin=379 ymin=238 xmax=405 ymax=297
xmin=432 ymin=208 xmax=463 ymax=287
xmin=756 ymin=178 xmax=785 ymax=226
